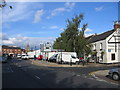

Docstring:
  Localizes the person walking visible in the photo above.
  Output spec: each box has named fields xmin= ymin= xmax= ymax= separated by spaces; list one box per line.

xmin=32 ymin=55 xmax=37 ymax=64
xmin=82 ymin=58 xmax=85 ymax=66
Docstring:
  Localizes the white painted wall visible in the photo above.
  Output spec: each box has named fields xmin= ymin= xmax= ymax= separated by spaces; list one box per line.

xmin=90 ymin=28 xmax=120 ymax=63
xmin=91 ymin=40 xmax=107 ymax=63
xmin=106 ymin=29 xmax=120 ymax=63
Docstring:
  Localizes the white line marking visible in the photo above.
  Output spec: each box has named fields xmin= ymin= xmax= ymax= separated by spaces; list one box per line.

xmin=18 ymin=64 xmax=21 ymax=67
xmin=9 ymin=66 xmax=13 ymax=72
xmin=35 ymin=76 xmax=41 ymax=79
xmin=76 ymin=75 xmax=80 ymax=76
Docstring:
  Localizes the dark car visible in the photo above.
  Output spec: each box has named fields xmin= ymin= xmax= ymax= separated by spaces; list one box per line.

xmin=0 ymin=56 xmax=7 ymax=63
xmin=108 ymin=68 xmax=120 ymax=81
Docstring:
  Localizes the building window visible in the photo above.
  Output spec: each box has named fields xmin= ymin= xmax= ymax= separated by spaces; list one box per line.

xmin=111 ymin=54 xmax=115 ymax=60
xmin=100 ymin=43 xmax=102 ymax=50
xmin=46 ymin=47 xmax=49 ymax=49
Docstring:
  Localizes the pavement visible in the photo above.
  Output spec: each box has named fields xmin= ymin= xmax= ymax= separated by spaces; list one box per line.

xmin=30 ymin=59 xmax=120 ymax=68
xmin=88 ymin=70 xmax=120 ymax=86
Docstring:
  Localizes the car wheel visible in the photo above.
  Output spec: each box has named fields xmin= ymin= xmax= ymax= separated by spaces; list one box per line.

xmin=112 ymin=73 xmax=120 ymax=81
xmin=76 ymin=61 xmax=79 ymax=65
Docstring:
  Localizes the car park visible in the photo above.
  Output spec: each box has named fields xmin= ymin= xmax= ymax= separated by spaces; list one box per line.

xmin=108 ymin=68 xmax=120 ymax=81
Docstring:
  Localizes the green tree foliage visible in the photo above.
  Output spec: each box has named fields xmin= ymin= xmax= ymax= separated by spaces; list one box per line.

xmin=53 ymin=14 xmax=92 ymax=58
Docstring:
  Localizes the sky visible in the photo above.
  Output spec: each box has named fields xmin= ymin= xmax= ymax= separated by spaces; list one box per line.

xmin=1 ymin=1 xmax=119 ymax=49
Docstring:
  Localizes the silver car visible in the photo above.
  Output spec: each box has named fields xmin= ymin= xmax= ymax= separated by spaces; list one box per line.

xmin=108 ymin=68 xmax=120 ymax=81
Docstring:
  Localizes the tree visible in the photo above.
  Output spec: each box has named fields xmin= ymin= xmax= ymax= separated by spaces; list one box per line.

xmin=0 ymin=0 xmax=12 ymax=9
xmin=53 ymin=13 xmax=92 ymax=58
xmin=76 ymin=23 xmax=92 ymax=58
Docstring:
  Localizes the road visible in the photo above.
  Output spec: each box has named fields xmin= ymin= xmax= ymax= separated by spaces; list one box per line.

xmin=2 ymin=59 xmax=120 ymax=88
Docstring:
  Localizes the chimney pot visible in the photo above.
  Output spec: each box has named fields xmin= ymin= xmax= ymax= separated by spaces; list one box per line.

xmin=114 ymin=21 xmax=120 ymax=30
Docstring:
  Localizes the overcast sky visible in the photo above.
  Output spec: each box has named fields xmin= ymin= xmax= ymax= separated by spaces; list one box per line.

xmin=1 ymin=1 xmax=119 ymax=49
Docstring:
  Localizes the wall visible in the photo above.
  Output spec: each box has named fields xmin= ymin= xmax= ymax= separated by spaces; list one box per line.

xmin=91 ymin=39 xmax=107 ymax=63
xmin=106 ymin=29 xmax=120 ymax=63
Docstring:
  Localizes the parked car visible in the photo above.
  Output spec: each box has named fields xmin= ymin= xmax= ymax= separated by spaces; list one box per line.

xmin=48 ymin=54 xmax=58 ymax=62
xmin=17 ymin=54 xmax=22 ymax=59
xmin=21 ymin=54 xmax=29 ymax=60
xmin=37 ymin=55 xmax=43 ymax=60
xmin=108 ymin=68 xmax=120 ymax=81
xmin=0 ymin=56 xmax=7 ymax=63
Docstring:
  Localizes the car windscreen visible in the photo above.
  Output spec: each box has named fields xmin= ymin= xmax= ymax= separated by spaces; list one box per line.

xmin=71 ymin=55 xmax=76 ymax=59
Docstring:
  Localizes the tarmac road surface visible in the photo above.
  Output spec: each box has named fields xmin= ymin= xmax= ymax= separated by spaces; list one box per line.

xmin=2 ymin=59 xmax=120 ymax=88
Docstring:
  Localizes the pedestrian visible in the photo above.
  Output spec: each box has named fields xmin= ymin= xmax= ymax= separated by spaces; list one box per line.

xmin=70 ymin=58 xmax=72 ymax=66
xmin=82 ymin=58 xmax=85 ymax=66
xmin=32 ymin=55 xmax=36 ymax=64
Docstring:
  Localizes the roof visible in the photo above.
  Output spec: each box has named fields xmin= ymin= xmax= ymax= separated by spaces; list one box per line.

xmin=87 ymin=29 xmax=115 ymax=43
xmin=2 ymin=45 xmax=21 ymax=49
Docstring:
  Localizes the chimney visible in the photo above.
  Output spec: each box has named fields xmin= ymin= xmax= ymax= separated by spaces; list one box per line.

xmin=114 ymin=21 xmax=120 ymax=30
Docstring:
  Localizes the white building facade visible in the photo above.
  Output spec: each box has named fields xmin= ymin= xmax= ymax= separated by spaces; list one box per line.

xmin=40 ymin=42 xmax=53 ymax=52
xmin=88 ymin=22 xmax=120 ymax=63
xmin=40 ymin=42 xmax=53 ymax=60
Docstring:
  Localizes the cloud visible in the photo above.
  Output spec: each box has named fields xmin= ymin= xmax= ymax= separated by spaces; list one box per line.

xmin=59 ymin=28 xmax=64 ymax=31
xmin=2 ymin=2 xmax=33 ymax=23
xmin=78 ymin=28 xmax=93 ymax=32
xmin=50 ymin=26 xmax=59 ymax=29
xmin=78 ymin=28 xmax=93 ymax=37
xmin=85 ymin=28 xmax=93 ymax=32
xmin=95 ymin=6 xmax=104 ymax=11
xmin=47 ymin=2 xmax=75 ymax=19
xmin=0 ymin=33 xmax=9 ymax=40
xmin=51 ymin=8 xmax=66 ymax=16
xmin=2 ymin=40 xmax=14 ymax=44
xmin=1 ymin=33 xmax=56 ymax=48
xmin=65 ymin=2 xmax=75 ymax=11
xmin=7 ymin=0 xmax=120 ymax=2
xmin=33 ymin=9 xmax=44 ymax=23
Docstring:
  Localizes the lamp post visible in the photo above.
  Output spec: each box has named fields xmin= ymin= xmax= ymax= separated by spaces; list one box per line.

xmin=35 ymin=46 xmax=36 ymax=56
xmin=60 ymin=40 xmax=62 ymax=64
xmin=40 ymin=44 xmax=41 ymax=55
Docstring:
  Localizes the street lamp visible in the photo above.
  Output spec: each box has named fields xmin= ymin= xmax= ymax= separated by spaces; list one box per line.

xmin=35 ymin=46 xmax=36 ymax=56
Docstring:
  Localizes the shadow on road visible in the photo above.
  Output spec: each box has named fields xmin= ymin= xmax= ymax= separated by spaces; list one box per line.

xmin=2 ymin=59 xmax=119 ymax=88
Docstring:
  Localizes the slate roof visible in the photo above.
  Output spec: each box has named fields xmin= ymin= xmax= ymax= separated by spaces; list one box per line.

xmin=2 ymin=45 xmax=21 ymax=49
xmin=87 ymin=29 xmax=115 ymax=43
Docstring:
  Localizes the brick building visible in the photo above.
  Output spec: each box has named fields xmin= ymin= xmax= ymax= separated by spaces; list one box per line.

xmin=2 ymin=45 xmax=23 ymax=55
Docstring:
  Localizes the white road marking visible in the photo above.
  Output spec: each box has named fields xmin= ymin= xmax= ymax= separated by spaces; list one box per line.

xmin=76 ymin=75 xmax=80 ymax=76
xmin=9 ymin=66 xmax=13 ymax=72
xmin=18 ymin=65 xmax=21 ymax=67
xmin=35 ymin=75 xmax=41 ymax=79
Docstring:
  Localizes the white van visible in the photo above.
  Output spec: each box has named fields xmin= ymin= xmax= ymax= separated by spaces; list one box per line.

xmin=27 ymin=52 xmax=35 ymax=59
xmin=48 ymin=52 xmax=79 ymax=64
xmin=56 ymin=52 xmax=79 ymax=64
